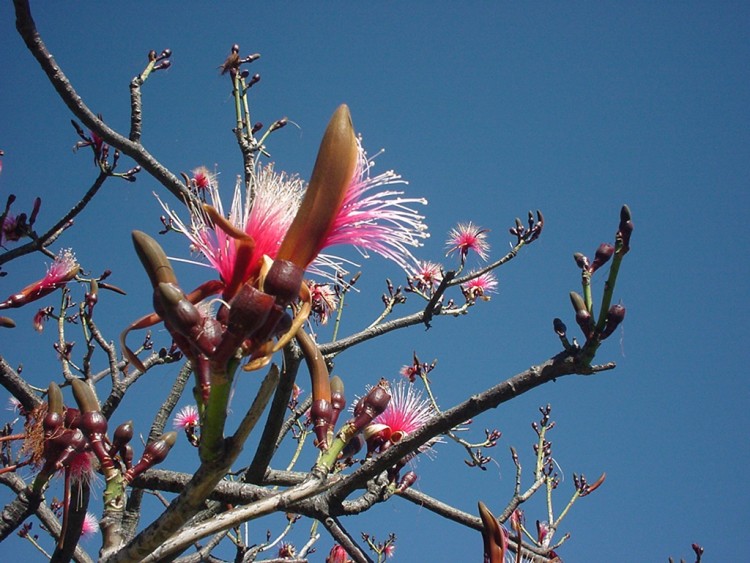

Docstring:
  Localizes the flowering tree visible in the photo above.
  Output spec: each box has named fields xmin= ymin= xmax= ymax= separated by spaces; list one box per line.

xmin=0 ymin=2 xmax=664 ymax=562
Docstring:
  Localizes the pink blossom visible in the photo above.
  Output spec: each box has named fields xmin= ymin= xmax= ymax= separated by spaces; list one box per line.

xmin=308 ymin=281 xmax=338 ymax=325
xmin=173 ymin=405 xmax=199 ymax=430
xmin=1 ymin=213 xmax=20 ymax=246
xmin=160 ymin=140 xmax=428 ymax=299
xmin=81 ymin=512 xmax=99 ymax=539
xmin=326 ymin=545 xmax=351 ymax=563
xmin=68 ymin=451 xmax=97 ymax=486
xmin=383 ymin=543 xmax=396 ymax=558
xmin=366 ymin=380 xmax=440 ymax=455
xmin=159 ymin=164 xmax=303 ymax=297
xmin=461 ymin=272 xmax=498 ymax=301
xmin=399 ymin=364 xmax=418 ymax=383
xmin=0 ymin=249 xmax=79 ymax=310
xmin=410 ymin=260 xmax=443 ymax=291
xmin=191 ymin=166 xmax=215 ymax=191
xmin=445 ymin=221 xmax=490 ymax=262
xmin=317 ymin=142 xmax=428 ymax=273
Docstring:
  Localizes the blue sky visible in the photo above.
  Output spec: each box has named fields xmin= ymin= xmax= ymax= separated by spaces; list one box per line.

xmin=1 ymin=2 xmax=748 ymax=561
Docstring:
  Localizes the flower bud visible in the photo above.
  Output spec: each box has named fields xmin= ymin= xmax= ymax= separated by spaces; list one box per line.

xmin=125 ymin=431 xmax=177 ymax=482
xmin=575 ymin=308 xmax=594 ymax=340
xmin=573 ymin=252 xmax=589 ymax=270
xmin=478 ymin=501 xmax=507 ymax=561
xmin=0 ymin=316 xmax=15 ymax=328
xmin=276 ymin=104 xmax=358 ymax=269
xmin=329 ymin=375 xmax=346 ymax=429
xmin=552 ymin=317 xmax=567 ymax=338
xmin=396 ymin=470 xmax=418 ymax=493
xmin=351 ymin=382 xmax=391 ymax=434
xmin=263 ymin=259 xmax=304 ymax=306
xmin=591 ymin=243 xmax=615 ymax=273
xmin=110 ymin=420 xmax=134 ymax=456
xmin=569 ymin=291 xmax=587 ymax=314
xmin=600 ymin=304 xmax=626 ymax=339
xmin=132 ymin=230 xmax=177 ymax=289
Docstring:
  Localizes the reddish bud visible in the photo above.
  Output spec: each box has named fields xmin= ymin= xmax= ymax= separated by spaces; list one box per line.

xmin=396 ymin=470 xmax=418 ymax=493
xmin=591 ymin=243 xmax=615 ymax=273
xmin=263 ymin=259 xmax=304 ymax=306
xmin=125 ymin=431 xmax=177 ymax=482
xmin=110 ymin=420 xmax=134 ymax=456
xmin=351 ymin=382 xmax=391 ymax=434
xmin=329 ymin=375 xmax=346 ymax=429
xmin=311 ymin=399 xmax=333 ymax=449
xmin=601 ymin=304 xmax=626 ymax=339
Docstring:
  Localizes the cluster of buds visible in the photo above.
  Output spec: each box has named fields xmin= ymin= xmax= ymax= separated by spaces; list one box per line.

xmin=361 ymin=532 xmax=397 ymax=560
xmin=573 ymin=472 xmax=606 ymax=498
xmin=124 ymin=105 xmax=362 ymax=384
xmin=1 ymin=193 xmax=41 ymax=247
xmin=72 ymin=119 xmax=140 ymax=180
xmin=558 ymin=205 xmax=633 ymax=349
xmin=399 ymin=351 xmax=437 ymax=383
xmin=220 ymin=44 xmax=261 ymax=79
xmin=508 ymin=210 xmax=544 ymax=245
xmin=34 ymin=381 xmax=175 ymax=488
xmin=147 ymin=48 xmax=171 ymax=72
xmin=126 ymin=229 xmax=305 ymax=399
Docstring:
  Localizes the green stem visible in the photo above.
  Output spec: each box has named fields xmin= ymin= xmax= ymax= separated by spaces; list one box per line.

xmin=331 ymin=290 xmax=347 ymax=343
xmin=595 ymin=253 xmax=624 ymax=333
xmin=199 ymin=360 xmax=238 ymax=463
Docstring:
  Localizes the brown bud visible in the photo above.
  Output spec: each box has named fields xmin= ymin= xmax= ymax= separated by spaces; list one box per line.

xmin=601 ymin=304 xmax=626 ymax=339
xmin=110 ymin=420 xmax=134 ymax=455
xmin=573 ymin=253 xmax=589 ymax=270
xmin=276 ymin=104 xmax=358 ymax=269
xmin=70 ymin=378 xmax=99 ymax=414
xmin=569 ymin=291 xmax=587 ymax=314
xmin=329 ymin=375 xmax=346 ymax=429
xmin=125 ymin=431 xmax=177 ymax=482
xmin=311 ymin=399 xmax=333 ymax=450
xmin=132 ymin=230 xmax=177 ymax=289
xmin=591 ymin=243 xmax=615 ymax=273
xmin=397 ymin=470 xmax=418 ymax=493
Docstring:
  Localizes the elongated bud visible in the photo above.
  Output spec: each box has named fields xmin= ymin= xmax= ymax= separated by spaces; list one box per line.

xmin=396 ymin=470 xmax=418 ymax=493
xmin=71 ymin=378 xmax=99 ymax=413
xmin=478 ymin=501 xmax=507 ymax=563
xmin=132 ymin=230 xmax=177 ymax=289
xmin=276 ymin=104 xmax=358 ymax=268
xmin=573 ymin=253 xmax=589 ymax=270
xmin=569 ymin=291 xmax=587 ymax=314
xmin=125 ymin=431 xmax=177 ymax=482
xmin=601 ymin=304 xmax=626 ymax=339
xmin=44 ymin=383 xmax=64 ymax=435
xmin=618 ymin=204 xmax=633 ymax=252
xmin=329 ymin=375 xmax=346 ymax=429
xmin=110 ymin=420 xmax=134 ymax=456
xmin=0 ymin=316 xmax=15 ymax=328
xmin=351 ymin=381 xmax=391 ymax=434
xmin=591 ymin=243 xmax=615 ymax=273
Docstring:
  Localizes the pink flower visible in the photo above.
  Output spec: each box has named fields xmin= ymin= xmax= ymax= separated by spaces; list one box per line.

xmin=365 ymin=380 xmax=439 ymax=455
xmin=308 ymin=281 xmax=338 ymax=325
xmin=383 ymin=543 xmax=396 ymax=558
xmin=326 ymin=545 xmax=351 ymax=563
xmin=445 ymin=221 xmax=490 ymax=262
xmin=81 ymin=512 xmax=99 ymax=539
xmin=410 ymin=260 xmax=443 ymax=291
xmin=68 ymin=451 xmax=97 ymax=487
xmin=316 ymin=142 xmax=428 ymax=273
xmin=461 ymin=272 xmax=498 ymax=302
xmin=173 ymin=405 xmax=199 ymax=430
xmin=1 ymin=213 xmax=20 ymax=246
xmin=160 ymin=140 xmax=428 ymax=299
xmin=191 ymin=166 xmax=215 ymax=192
xmin=159 ymin=164 xmax=304 ymax=298
xmin=0 ymin=249 xmax=79 ymax=310
xmin=399 ymin=364 xmax=418 ymax=383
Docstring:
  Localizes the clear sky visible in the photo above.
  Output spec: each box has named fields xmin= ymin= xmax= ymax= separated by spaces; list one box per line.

xmin=1 ymin=2 xmax=748 ymax=562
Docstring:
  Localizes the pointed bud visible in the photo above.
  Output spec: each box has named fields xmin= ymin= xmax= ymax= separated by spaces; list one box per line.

xmin=132 ymin=230 xmax=177 ymax=289
xmin=573 ymin=253 xmax=589 ymax=270
xmin=329 ymin=375 xmax=346 ymax=429
xmin=351 ymin=381 xmax=391 ymax=434
xmin=125 ymin=431 xmax=177 ymax=482
xmin=276 ymin=104 xmax=358 ymax=269
xmin=396 ymin=470 xmax=418 ymax=493
xmin=569 ymin=291 xmax=587 ymax=314
xmin=478 ymin=501 xmax=507 ymax=563
xmin=591 ymin=243 xmax=615 ymax=273
xmin=110 ymin=421 xmax=134 ymax=456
